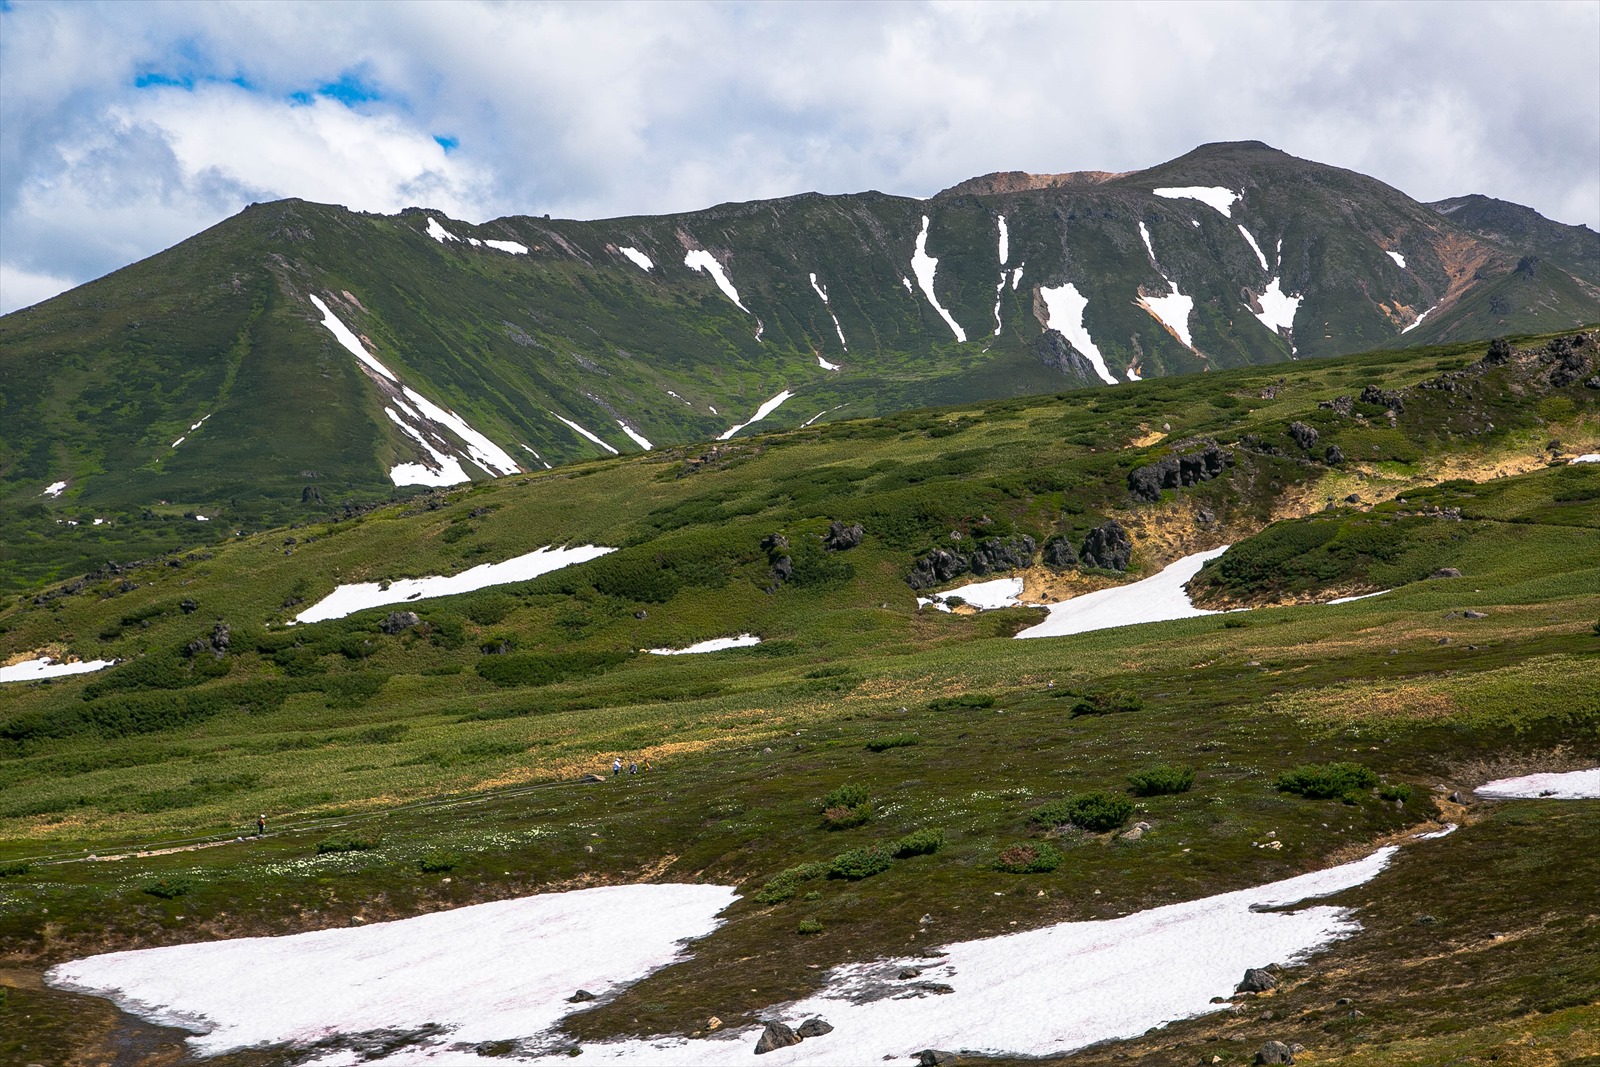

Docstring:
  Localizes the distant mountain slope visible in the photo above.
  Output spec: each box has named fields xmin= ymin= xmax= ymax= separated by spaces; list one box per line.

xmin=1431 ymin=193 xmax=1600 ymax=285
xmin=2 ymin=141 xmax=1596 ymax=587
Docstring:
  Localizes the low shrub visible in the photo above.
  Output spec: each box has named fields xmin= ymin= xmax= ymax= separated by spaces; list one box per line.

xmin=140 ymin=876 xmax=193 ymax=899
xmin=994 ymin=842 xmax=1062 ymax=873
xmin=822 ymin=784 xmax=869 ymax=809
xmin=1029 ymin=792 xmax=1134 ymax=833
xmin=866 ymin=734 xmax=920 ymax=752
xmin=316 ymin=834 xmax=378 ymax=855
xmin=822 ymin=804 xmax=874 ymax=830
xmin=1062 ymin=689 xmax=1144 ymax=717
xmin=927 ymin=694 xmax=995 ymax=712
xmin=0 ymin=861 xmax=32 ymax=878
xmin=894 ymin=828 xmax=944 ymax=857
xmin=1127 ymin=765 xmax=1196 ymax=796
xmin=1378 ymin=783 xmax=1413 ymax=804
xmin=754 ymin=861 xmax=829 ymax=904
xmin=418 ymin=853 xmax=460 ymax=873
xmin=796 ymin=918 xmax=825 ymax=935
xmin=829 ymin=845 xmax=894 ymax=880
xmin=1275 ymin=761 xmax=1379 ymax=800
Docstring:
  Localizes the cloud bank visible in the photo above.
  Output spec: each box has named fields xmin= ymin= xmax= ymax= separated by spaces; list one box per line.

xmin=2 ymin=0 xmax=1596 ymax=313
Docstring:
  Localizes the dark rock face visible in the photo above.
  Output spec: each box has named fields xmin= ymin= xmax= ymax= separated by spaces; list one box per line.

xmin=763 ymin=532 xmax=793 ymax=587
xmin=180 ymin=598 xmax=198 ymax=614
xmin=1079 ymin=520 xmax=1132 ymax=571
xmin=1359 ymin=385 xmax=1405 ymax=412
xmin=753 ymin=1021 xmax=803 ymax=1055
xmin=1041 ymin=535 xmax=1079 ymax=569
xmin=381 ymin=610 xmax=421 ymax=634
xmin=301 ymin=485 xmax=324 ymax=504
xmin=1432 ymin=567 xmax=1462 ymax=578
xmin=1236 ymin=967 xmax=1280 ymax=994
xmin=566 ymin=989 xmax=597 ymax=1003
xmin=1254 ymin=1040 xmax=1297 ymax=1064
xmin=187 ymin=621 xmax=231 ymax=659
xmin=1549 ymin=345 xmax=1592 ymax=387
xmin=1324 ymin=444 xmax=1344 ymax=465
xmin=1128 ymin=444 xmax=1232 ymax=502
xmin=917 ymin=1051 xmax=962 ymax=1066
xmin=1036 ymin=329 xmax=1099 ymax=382
xmin=1318 ymin=395 xmax=1355 ymax=416
xmin=906 ymin=536 xmax=1036 ymax=590
xmin=1287 ymin=421 xmax=1319 ymax=450
xmin=796 ymin=1018 xmax=834 ymax=1038
xmin=1484 ymin=338 xmax=1513 ymax=364
xmin=824 ymin=521 xmax=864 ymax=551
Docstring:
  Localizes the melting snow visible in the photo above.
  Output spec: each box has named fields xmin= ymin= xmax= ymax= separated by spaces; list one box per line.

xmin=1249 ymin=277 xmax=1302 ymax=342
xmin=1039 ymin=283 xmax=1118 ymax=385
xmin=1011 ymin=265 xmax=1024 ymax=290
xmin=1153 ymin=186 xmax=1241 ymax=217
xmin=48 ymin=884 xmax=733 ymax=1059
xmin=1571 ymin=453 xmax=1599 ymax=463
xmin=645 ymin=634 xmax=762 ymax=655
xmin=1237 ymin=226 xmax=1269 ymax=272
xmin=817 ymin=355 xmax=840 ymax=371
xmin=483 ymin=239 xmax=529 ymax=255
xmin=718 ymin=390 xmax=793 ymax=440
xmin=309 ymin=295 xmax=398 ymax=382
xmin=1135 ymin=223 xmax=1195 ymax=348
xmin=194 ymin=515 xmax=209 ymax=521
xmin=549 ymin=412 xmax=620 ymax=456
xmin=1476 ymin=768 xmax=1600 ymax=800
xmin=900 ymin=277 xmax=914 ymax=294
xmin=397 ymin=391 xmax=520 ymax=477
xmin=1016 ymin=547 xmax=1228 ymax=638
xmin=42 ymin=480 xmax=67 ymax=497
xmin=684 ymin=250 xmax=748 ymax=312
xmin=619 ymin=247 xmax=654 ymax=271
xmin=996 ymin=214 xmax=1010 ymax=265
xmin=1 ymin=657 xmax=117 ymax=684
xmin=170 ymin=436 xmax=186 ymax=448
xmin=1325 ymin=589 xmax=1390 ymax=605
xmin=1386 ymin=250 xmax=1406 ymax=269
xmin=386 ymin=408 xmax=472 ymax=487
xmin=292 ymin=545 xmax=616 ymax=624
xmin=911 ymin=215 xmax=968 ymax=342
xmin=1413 ymin=823 xmax=1458 ymax=840
xmin=917 ymin=577 xmax=1023 ymax=613
xmin=1126 ymin=366 xmax=1142 ymax=382
xmin=1400 ymin=304 xmax=1437 ymax=335
xmin=808 ymin=272 xmax=848 ymax=351
xmin=425 ymin=217 xmax=459 ymax=243
xmin=518 ymin=444 xmax=553 ymax=470
xmin=615 ymin=421 xmax=653 ymax=450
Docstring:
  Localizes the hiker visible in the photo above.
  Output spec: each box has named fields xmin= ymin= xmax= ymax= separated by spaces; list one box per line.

xmin=644 ymin=758 xmax=652 ymax=772
xmin=629 ymin=761 xmax=637 ymax=775
xmin=612 ymin=758 xmax=622 ymax=776
xmin=256 ymin=814 xmax=266 ymax=837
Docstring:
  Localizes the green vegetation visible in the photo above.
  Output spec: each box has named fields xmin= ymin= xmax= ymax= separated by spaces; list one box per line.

xmin=865 ymin=734 xmax=919 ymax=752
xmin=1127 ymin=764 xmax=1196 ymax=796
xmin=1275 ymin=762 xmax=1381 ymax=801
xmin=828 ymin=846 xmax=894 ymax=880
xmin=995 ymin=842 xmax=1063 ymax=873
xmin=1031 ymin=792 xmax=1137 ymax=833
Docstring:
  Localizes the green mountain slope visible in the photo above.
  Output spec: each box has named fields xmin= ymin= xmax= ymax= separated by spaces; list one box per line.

xmin=3 ymin=142 xmax=1596 ymax=591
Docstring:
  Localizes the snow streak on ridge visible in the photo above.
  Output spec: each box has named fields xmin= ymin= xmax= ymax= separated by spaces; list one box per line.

xmin=1039 ymin=283 xmax=1117 ymax=385
xmin=911 ymin=215 xmax=967 ymax=342
xmin=549 ymin=412 xmax=620 ymax=455
xmin=684 ymin=250 xmax=748 ymax=312
xmin=718 ymin=390 xmax=794 ymax=440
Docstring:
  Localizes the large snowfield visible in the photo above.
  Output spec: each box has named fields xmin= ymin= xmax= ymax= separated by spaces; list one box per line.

xmin=0 ymin=656 xmax=117 ymax=683
xmin=1475 ymin=768 xmax=1600 ymax=799
xmin=1015 ymin=547 xmax=1227 ymax=638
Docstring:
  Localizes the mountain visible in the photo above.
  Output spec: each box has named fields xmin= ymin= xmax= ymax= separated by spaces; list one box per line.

xmin=2 ymin=140 xmax=1596 ymax=589
xmin=2 ymin=327 xmax=1597 ymax=1065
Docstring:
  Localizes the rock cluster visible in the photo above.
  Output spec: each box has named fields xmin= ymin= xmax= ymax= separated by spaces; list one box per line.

xmin=1127 ymin=444 xmax=1232 ymax=502
xmin=906 ymin=535 xmax=1037 ymax=590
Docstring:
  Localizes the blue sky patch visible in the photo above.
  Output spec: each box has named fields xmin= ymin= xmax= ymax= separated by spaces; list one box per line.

xmin=317 ymin=72 xmax=383 ymax=107
xmin=134 ymin=71 xmax=196 ymax=91
xmin=434 ymin=135 xmax=460 ymax=153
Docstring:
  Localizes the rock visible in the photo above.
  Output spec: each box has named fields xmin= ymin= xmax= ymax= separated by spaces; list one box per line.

xmin=906 ymin=536 xmax=1036 ymax=589
xmin=824 ymin=521 xmax=864 ymax=551
xmin=1448 ymin=791 xmax=1466 ymax=804
xmin=1254 ymin=1040 xmax=1296 ymax=1064
xmin=706 ymin=1016 xmax=722 ymax=1031
xmin=917 ymin=1051 xmax=962 ymax=1066
xmin=1236 ymin=967 xmax=1279 ymax=994
xmin=1127 ymin=444 xmax=1232 ymax=502
xmin=768 ymin=554 xmax=794 ymax=584
xmin=1037 ymin=329 xmax=1100 ymax=382
xmin=1462 ymin=609 xmax=1488 ymax=619
xmin=1119 ymin=826 xmax=1144 ymax=841
xmin=1079 ymin=520 xmax=1132 ymax=571
xmin=753 ymin=1021 xmax=803 ymax=1055
xmin=1359 ymin=385 xmax=1405 ymax=412
xmin=180 ymin=598 xmax=198 ymax=614
xmin=1196 ymin=507 xmax=1216 ymax=525
xmin=634 ymin=609 xmax=648 ymax=619
xmin=577 ymin=773 xmax=606 ymax=783
xmin=1484 ymin=338 xmax=1513 ymax=365
xmin=760 ymin=532 xmax=789 ymax=552
xmin=381 ymin=610 xmax=421 ymax=634
xmin=897 ymin=967 xmax=924 ymax=979
xmin=796 ymin=1018 xmax=834 ymax=1038
xmin=566 ymin=989 xmax=597 ymax=1003
xmin=1324 ymin=444 xmax=1344 ymax=465
xmin=1287 ymin=422 xmax=1319 ymax=450
xmin=301 ymin=485 xmax=324 ymax=504
xmin=1041 ymin=535 xmax=1079 ymax=569
xmin=1432 ymin=567 xmax=1462 ymax=578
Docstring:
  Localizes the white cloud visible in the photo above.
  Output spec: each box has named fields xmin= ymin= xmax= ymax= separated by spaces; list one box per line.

xmin=1 ymin=0 xmax=1595 ymax=314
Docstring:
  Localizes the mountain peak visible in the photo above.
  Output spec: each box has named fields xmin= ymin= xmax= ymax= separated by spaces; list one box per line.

xmin=936 ymin=170 xmax=1127 ymax=198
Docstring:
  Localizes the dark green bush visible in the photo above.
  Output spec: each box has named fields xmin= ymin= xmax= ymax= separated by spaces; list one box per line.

xmin=754 ymin=861 xmax=829 ymax=904
xmin=418 ymin=853 xmax=460 ymax=873
xmin=1275 ymin=761 xmax=1379 ymax=800
xmin=316 ymin=834 xmax=378 ymax=855
xmin=476 ymin=651 xmax=628 ymax=688
xmin=994 ymin=842 xmax=1062 ymax=873
xmin=823 ymin=784 xmax=869 ymax=809
xmin=796 ymin=917 xmax=825 ymax=935
xmin=866 ymin=734 xmax=919 ymax=752
xmin=1063 ymin=689 xmax=1144 ymax=717
xmin=894 ymin=828 xmax=944 ymax=857
xmin=140 ymin=876 xmax=193 ymax=899
xmin=829 ymin=846 xmax=894 ymax=880
xmin=1127 ymin=765 xmax=1196 ymax=796
xmin=927 ymin=694 xmax=995 ymax=712
xmin=0 ymin=861 xmax=31 ymax=878
xmin=1029 ymin=792 xmax=1135 ymax=833
xmin=1378 ymin=783 xmax=1413 ymax=804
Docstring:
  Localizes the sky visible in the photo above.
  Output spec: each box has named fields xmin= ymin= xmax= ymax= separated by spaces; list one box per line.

xmin=2 ymin=0 xmax=1597 ymax=315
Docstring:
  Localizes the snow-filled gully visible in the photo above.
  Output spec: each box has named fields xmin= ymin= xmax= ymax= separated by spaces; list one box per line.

xmin=1135 ymin=222 xmax=1195 ymax=348
xmin=808 ymin=272 xmax=847 ymax=355
xmin=911 ymin=215 xmax=967 ymax=342
xmin=1038 ymin=282 xmax=1117 ymax=385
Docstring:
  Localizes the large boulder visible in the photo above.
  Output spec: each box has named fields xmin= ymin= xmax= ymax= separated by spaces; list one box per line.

xmin=907 ymin=536 xmax=1036 ymax=589
xmin=796 ymin=1018 xmax=834 ymax=1038
xmin=1254 ymin=1040 xmax=1298 ymax=1064
xmin=824 ymin=521 xmax=864 ymax=551
xmin=1041 ymin=535 xmax=1079 ymax=570
xmin=753 ymin=1021 xmax=803 ymax=1055
xmin=1079 ymin=521 xmax=1132 ymax=571
xmin=1287 ymin=422 xmax=1319 ymax=451
xmin=381 ymin=611 xmax=421 ymax=634
xmin=1127 ymin=444 xmax=1232 ymax=502
xmin=1359 ymin=385 xmax=1405 ymax=412
xmin=1236 ymin=967 xmax=1279 ymax=994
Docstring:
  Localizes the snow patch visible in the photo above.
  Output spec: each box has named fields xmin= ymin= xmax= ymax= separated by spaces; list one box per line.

xmin=1249 ymin=277 xmax=1302 ymax=342
xmin=1126 ymin=366 xmax=1142 ymax=382
xmin=1413 ymin=823 xmax=1458 ymax=840
xmin=684 ymin=250 xmax=748 ymax=312
xmin=549 ymin=412 xmax=620 ymax=456
xmin=1238 ymin=226 xmax=1269 ymax=272
xmin=911 ymin=215 xmax=967 ymax=342
xmin=483 ymin=239 xmax=529 ymax=255
xmin=1017 ymin=547 xmax=1228 ymax=638
xmin=1400 ymin=304 xmax=1437 ymax=335
xmin=293 ymin=545 xmax=616 ymax=624
xmin=309 ymin=295 xmax=398 ymax=382
xmin=615 ymin=420 xmax=653 ymax=450
xmin=48 ymin=884 xmax=733 ymax=1059
xmin=1476 ymin=768 xmax=1600 ymax=800
xmin=808 ymin=272 xmax=848 ymax=351
xmin=1135 ymin=222 xmax=1195 ymax=348
xmin=1386 ymin=250 xmax=1406 ymax=269
xmin=518 ymin=444 xmax=553 ymax=470
xmin=170 ymin=436 xmax=186 ymax=449
xmin=1 ymin=657 xmax=117 ymax=684
xmin=1571 ymin=453 xmax=1599 ymax=463
xmin=385 ymin=408 xmax=471 ymax=487
xmin=900 ymin=276 xmax=914 ymax=294
xmin=424 ymin=217 xmax=459 ymax=243
xmin=43 ymin=480 xmax=67 ymax=497
xmin=996 ymin=214 xmax=1009 ymax=265
xmin=1153 ymin=186 xmax=1241 ymax=217
xmin=619 ymin=247 xmax=654 ymax=271
xmin=817 ymin=355 xmax=840 ymax=371
xmin=398 ymin=390 xmax=520 ymax=476
xmin=917 ymin=577 xmax=1022 ymax=613
xmin=1038 ymin=283 xmax=1117 ymax=385
xmin=194 ymin=515 xmax=209 ymax=521
xmin=1325 ymin=589 xmax=1390 ymax=605
xmin=718 ymin=390 xmax=793 ymax=440
xmin=1011 ymin=265 xmax=1024 ymax=290
xmin=645 ymin=634 xmax=761 ymax=655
